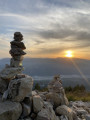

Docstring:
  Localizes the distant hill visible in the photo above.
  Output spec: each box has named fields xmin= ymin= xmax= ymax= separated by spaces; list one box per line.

xmin=0 ymin=57 xmax=90 ymax=76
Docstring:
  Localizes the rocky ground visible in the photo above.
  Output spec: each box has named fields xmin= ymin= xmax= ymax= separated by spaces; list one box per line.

xmin=0 ymin=70 xmax=90 ymax=120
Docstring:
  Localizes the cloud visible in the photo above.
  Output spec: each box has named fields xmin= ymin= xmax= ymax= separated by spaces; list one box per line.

xmin=0 ymin=0 xmax=90 ymax=59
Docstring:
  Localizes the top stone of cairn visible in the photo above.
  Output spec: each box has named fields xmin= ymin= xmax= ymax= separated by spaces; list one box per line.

xmin=9 ymin=32 xmax=26 ymax=67
xmin=14 ymin=32 xmax=23 ymax=42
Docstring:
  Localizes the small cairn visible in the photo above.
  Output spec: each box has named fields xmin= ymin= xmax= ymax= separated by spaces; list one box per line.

xmin=10 ymin=32 xmax=26 ymax=67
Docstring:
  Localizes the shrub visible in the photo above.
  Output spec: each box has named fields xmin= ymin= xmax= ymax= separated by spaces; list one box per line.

xmin=34 ymin=83 xmax=41 ymax=90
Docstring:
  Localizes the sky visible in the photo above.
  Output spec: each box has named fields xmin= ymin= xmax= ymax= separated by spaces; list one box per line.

xmin=0 ymin=0 xmax=90 ymax=59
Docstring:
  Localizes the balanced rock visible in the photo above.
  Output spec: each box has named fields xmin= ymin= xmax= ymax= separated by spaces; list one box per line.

xmin=0 ymin=98 xmax=22 ymax=120
xmin=5 ymin=75 xmax=33 ymax=102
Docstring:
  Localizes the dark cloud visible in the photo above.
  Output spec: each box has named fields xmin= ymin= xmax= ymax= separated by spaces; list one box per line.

xmin=38 ymin=27 xmax=90 ymax=42
xmin=38 ymin=29 xmax=73 ymax=39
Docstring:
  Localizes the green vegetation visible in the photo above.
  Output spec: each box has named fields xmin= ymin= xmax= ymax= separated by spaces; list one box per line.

xmin=34 ymin=83 xmax=48 ymax=92
xmin=34 ymin=83 xmax=90 ymax=102
xmin=65 ymin=85 xmax=90 ymax=102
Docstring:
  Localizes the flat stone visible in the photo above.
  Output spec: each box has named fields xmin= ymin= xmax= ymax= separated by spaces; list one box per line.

xmin=0 ymin=67 xmax=23 ymax=81
xmin=10 ymin=48 xmax=26 ymax=56
xmin=15 ymin=74 xmax=26 ymax=79
xmin=0 ymin=98 xmax=22 ymax=120
xmin=10 ymin=41 xmax=26 ymax=50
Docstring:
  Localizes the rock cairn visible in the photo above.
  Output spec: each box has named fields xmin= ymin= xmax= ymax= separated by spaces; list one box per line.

xmin=0 ymin=32 xmax=33 ymax=120
xmin=10 ymin=32 xmax=26 ymax=67
xmin=0 ymin=33 xmax=89 ymax=120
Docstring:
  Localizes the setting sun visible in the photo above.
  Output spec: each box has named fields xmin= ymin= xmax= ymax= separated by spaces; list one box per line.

xmin=65 ymin=51 xmax=73 ymax=58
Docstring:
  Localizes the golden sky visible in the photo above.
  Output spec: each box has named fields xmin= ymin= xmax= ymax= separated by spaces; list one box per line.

xmin=0 ymin=0 xmax=90 ymax=59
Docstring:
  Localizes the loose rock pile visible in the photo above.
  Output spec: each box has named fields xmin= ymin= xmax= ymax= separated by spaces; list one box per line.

xmin=0 ymin=32 xmax=89 ymax=120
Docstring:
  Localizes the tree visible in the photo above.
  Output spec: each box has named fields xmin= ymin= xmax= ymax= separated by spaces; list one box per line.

xmin=34 ymin=83 xmax=41 ymax=90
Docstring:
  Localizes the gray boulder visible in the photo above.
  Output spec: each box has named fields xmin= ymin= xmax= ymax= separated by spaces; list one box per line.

xmin=70 ymin=101 xmax=90 ymax=115
xmin=6 ymin=75 xmax=33 ymax=102
xmin=0 ymin=98 xmax=22 ymax=120
xmin=56 ymin=105 xmax=75 ymax=120
xmin=36 ymin=102 xmax=59 ymax=120
xmin=46 ymin=89 xmax=69 ymax=107
xmin=46 ymin=92 xmax=62 ymax=107
xmin=33 ymin=95 xmax=44 ymax=113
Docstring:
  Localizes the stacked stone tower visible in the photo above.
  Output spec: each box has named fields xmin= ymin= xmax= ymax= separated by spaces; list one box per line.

xmin=0 ymin=32 xmax=33 ymax=120
xmin=10 ymin=32 xmax=26 ymax=67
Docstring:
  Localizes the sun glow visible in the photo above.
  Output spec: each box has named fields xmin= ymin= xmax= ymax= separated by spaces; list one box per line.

xmin=65 ymin=51 xmax=73 ymax=58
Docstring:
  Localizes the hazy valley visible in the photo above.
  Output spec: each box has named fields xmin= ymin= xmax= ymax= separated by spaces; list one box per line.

xmin=0 ymin=57 xmax=90 ymax=91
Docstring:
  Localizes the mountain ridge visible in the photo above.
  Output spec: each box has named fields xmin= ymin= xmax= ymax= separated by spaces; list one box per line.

xmin=0 ymin=57 xmax=90 ymax=76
